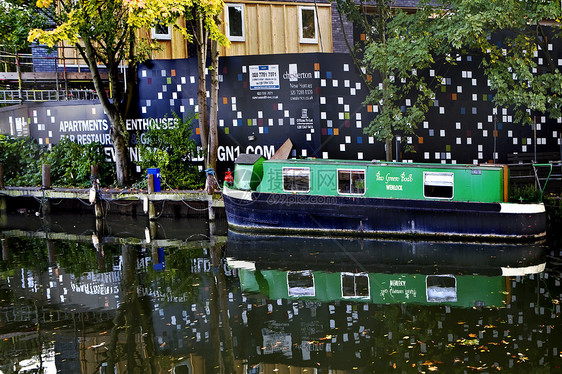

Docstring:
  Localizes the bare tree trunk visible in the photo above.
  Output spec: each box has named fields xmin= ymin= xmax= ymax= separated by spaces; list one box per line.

xmin=196 ymin=16 xmax=209 ymax=157
xmin=206 ymin=39 xmax=220 ymax=194
xmin=80 ymin=41 xmax=130 ymax=186
xmin=385 ymin=138 xmax=392 ymax=162
xmin=107 ymin=112 xmax=130 ymax=185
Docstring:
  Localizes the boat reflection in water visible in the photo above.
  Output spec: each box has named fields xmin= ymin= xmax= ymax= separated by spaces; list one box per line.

xmin=226 ymin=231 xmax=548 ymax=369
xmin=227 ymin=231 xmax=546 ymax=308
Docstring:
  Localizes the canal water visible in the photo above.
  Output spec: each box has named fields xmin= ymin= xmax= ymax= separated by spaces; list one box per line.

xmin=0 ymin=213 xmax=560 ymax=373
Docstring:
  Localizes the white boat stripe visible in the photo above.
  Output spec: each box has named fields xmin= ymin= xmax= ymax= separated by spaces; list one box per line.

xmin=223 ymin=186 xmax=252 ymax=201
xmin=499 ymin=203 xmax=545 ymax=214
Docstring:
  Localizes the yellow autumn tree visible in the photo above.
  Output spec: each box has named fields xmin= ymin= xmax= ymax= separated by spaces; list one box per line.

xmin=127 ymin=0 xmax=230 ymax=193
xmin=28 ymin=0 xmax=228 ymax=188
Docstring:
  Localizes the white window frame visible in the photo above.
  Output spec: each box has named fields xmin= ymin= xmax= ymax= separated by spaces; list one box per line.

xmin=337 ymin=169 xmax=366 ymax=195
xmin=225 ymin=3 xmax=245 ymax=42
xmin=298 ymin=6 xmax=318 ymax=44
xmin=151 ymin=24 xmax=172 ymax=40
xmin=341 ymin=272 xmax=370 ymax=299
xmin=282 ymin=167 xmax=310 ymax=193
xmin=423 ymin=172 xmax=454 ymax=199
xmin=287 ymin=271 xmax=315 ymax=297
xmin=426 ymin=275 xmax=457 ymax=303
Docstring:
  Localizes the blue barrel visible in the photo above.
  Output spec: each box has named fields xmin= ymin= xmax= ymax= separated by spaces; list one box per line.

xmin=147 ymin=168 xmax=161 ymax=192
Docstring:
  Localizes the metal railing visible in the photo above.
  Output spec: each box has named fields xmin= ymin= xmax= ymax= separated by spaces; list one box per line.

xmin=508 ymin=161 xmax=562 ymax=196
xmin=0 ymin=89 xmax=98 ymax=103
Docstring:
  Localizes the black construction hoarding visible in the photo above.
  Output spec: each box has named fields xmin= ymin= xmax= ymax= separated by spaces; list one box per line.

xmin=0 ymin=53 xmax=560 ymax=175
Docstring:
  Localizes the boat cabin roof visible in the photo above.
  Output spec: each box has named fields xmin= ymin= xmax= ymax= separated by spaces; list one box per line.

xmin=235 ymin=154 xmax=265 ymax=165
xmin=263 ymin=158 xmax=505 ymax=170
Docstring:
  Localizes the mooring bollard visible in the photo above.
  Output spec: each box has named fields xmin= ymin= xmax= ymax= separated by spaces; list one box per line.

xmin=147 ymin=173 xmax=156 ymax=220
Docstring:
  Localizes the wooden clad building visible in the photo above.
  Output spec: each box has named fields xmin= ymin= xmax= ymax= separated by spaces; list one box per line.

xmin=55 ymin=0 xmax=345 ymax=70
xmin=146 ymin=0 xmax=336 ymax=58
xmin=220 ymin=1 xmax=333 ymax=55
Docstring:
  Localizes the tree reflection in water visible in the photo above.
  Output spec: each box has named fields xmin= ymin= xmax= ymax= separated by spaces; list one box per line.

xmin=0 ymin=218 xmax=560 ymax=372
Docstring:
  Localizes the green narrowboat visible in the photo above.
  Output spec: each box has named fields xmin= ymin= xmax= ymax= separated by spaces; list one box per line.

xmin=223 ymin=156 xmax=546 ymax=240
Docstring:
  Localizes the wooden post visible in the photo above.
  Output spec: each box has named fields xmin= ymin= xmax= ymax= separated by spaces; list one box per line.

xmin=1 ymin=238 xmax=9 ymax=261
xmin=148 ymin=174 xmax=156 ymax=220
xmin=42 ymin=164 xmax=51 ymax=189
xmin=95 ymin=218 xmax=104 ymax=237
xmin=47 ymin=240 xmax=56 ymax=265
xmin=0 ymin=164 xmax=5 ymax=215
xmin=208 ymin=194 xmax=215 ymax=221
xmin=91 ymin=164 xmax=99 ymax=179
xmin=41 ymin=164 xmax=51 ymax=215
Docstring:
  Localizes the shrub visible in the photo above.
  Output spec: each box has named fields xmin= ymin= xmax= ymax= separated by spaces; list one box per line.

xmin=138 ymin=115 xmax=204 ymax=190
xmin=509 ymin=184 xmax=542 ymax=203
xmin=41 ymin=137 xmax=115 ymax=187
xmin=0 ymin=135 xmax=41 ymax=186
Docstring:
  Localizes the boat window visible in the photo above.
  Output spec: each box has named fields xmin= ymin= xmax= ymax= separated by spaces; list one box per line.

xmin=283 ymin=167 xmax=310 ymax=192
xmin=338 ymin=170 xmax=365 ymax=194
xmin=423 ymin=172 xmax=454 ymax=199
xmin=234 ymin=164 xmax=254 ymax=190
xmin=426 ymin=275 xmax=457 ymax=303
xmin=342 ymin=272 xmax=370 ymax=298
xmin=287 ymin=271 xmax=315 ymax=297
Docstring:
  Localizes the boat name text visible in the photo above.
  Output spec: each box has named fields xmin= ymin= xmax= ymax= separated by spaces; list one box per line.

xmin=376 ymin=171 xmax=413 ymax=192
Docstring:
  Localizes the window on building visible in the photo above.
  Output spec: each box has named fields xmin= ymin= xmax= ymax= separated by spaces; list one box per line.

xmin=342 ymin=273 xmax=370 ymax=298
xmin=283 ymin=167 xmax=310 ymax=192
xmin=226 ymin=4 xmax=245 ymax=41
xmin=288 ymin=271 xmax=315 ymax=297
xmin=423 ymin=172 xmax=454 ymax=199
xmin=299 ymin=6 xmax=317 ymax=44
xmin=338 ymin=169 xmax=365 ymax=194
xmin=152 ymin=24 xmax=171 ymax=40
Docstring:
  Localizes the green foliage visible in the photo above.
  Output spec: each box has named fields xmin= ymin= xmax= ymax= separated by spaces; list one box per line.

xmin=56 ymin=241 xmax=118 ymax=277
xmin=336 ymin=0 xmax=439 ymax=159
xmin=0 ymin=135 xmax=41 ymax=186
xmin=0 ymin=1 xmax=49 ymax=51
xmin=509 ymin=184 xmax=542 ymax=203
xmin=0 ymin=135 xmax=114 ymax=188
xmin=338 ymin=0 xmax=562 ymax=159
xmin=421 ymin=0 xmax=562 ymax=125
xmin=41 ymin=137 xmax=115 ymax=187
xmin=138 ymin=115 xmax=204 ymax=190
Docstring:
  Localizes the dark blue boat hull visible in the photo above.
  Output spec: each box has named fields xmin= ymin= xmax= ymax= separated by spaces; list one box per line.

xmin=223 ymin=191 xmax=546 ymax=240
